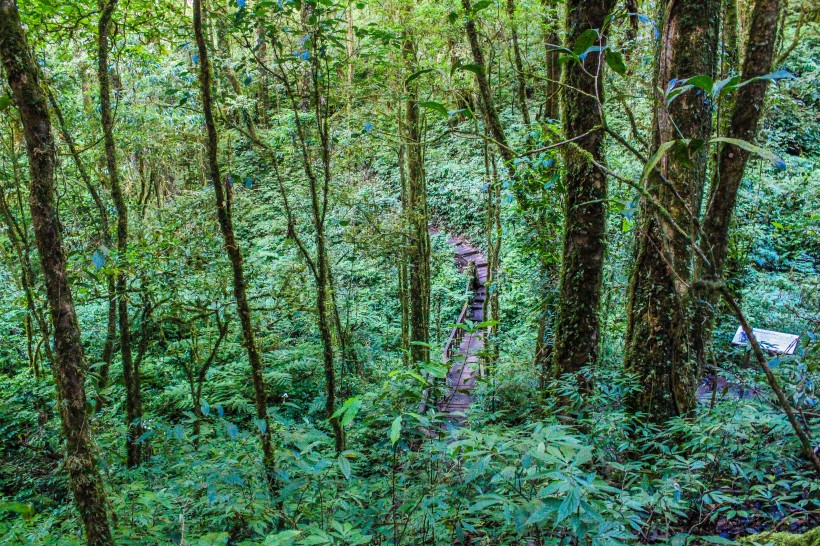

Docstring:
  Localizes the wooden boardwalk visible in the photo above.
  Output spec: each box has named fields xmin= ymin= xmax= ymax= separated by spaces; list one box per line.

xmin=437 ymin=236 xmax=489 ymax=426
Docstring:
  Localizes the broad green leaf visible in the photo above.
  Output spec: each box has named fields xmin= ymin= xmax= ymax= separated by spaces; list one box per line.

xmin=755 ymin=68 xmax=795 ymax=82
xmin=713 ymin=75 xmax=740 ymax=97
xmin=457 ymin=63 xmax=484 ymax=76
xmin=405 ymin=68 xmax=434 ymax=86
xmin=572 ymin=28 xmax=600 ymax=55
xmin=471 ymin=0 xmax=492 ymax=14
xmin=556 ymin=488 xmax=580 ymax=524
xmin=0 ymin=501 xmax=35 ymax=520
xmin=390 ymin=415 xmax=402 ymax=445
xmin=338 ymin=454 xmax=352 ymax=479
xmin=640 ymin=140 xmax=677 ymax=182
xmin=711 ymin=137 xmax=787 ymax=170
xmin=418 ymin=101 xmax=449 ymax=118
xmin=684 ymin=75 xmax=713 ymax=94
xmin=701 ymin=536 xmax=734 ymax=545
xmin=264 ymin=531 xmax=302 ymax=546
xmin=605 ymin=50 xmax=626 ymax=76
xmin=194 ymin=532 xmax=230 ymax=546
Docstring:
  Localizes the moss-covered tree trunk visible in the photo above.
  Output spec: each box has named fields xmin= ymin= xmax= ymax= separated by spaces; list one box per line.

xmin=551 ymin=0 xmax=615 ymax=381
xmin=0 ymin=1 xmax=114 ymax=543
xmin=624 ymin=0 xmax=719 ymax=420
xmin=192 ymin=0 xmax=276 ymax=487
xmin=402 ymin=20 xmax=431 ymax=366
xmin=694 ymin=0 xmax=781 ymax=367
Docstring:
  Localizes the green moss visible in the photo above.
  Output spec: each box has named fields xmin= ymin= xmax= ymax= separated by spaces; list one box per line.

xmin=740 ymin=527 xmax=820 ymax=546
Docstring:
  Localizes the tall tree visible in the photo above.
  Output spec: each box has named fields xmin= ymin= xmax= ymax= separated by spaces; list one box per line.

xmin=0 ymin=1 xmax=114 ymax=543
xmin=98 ymin=0 xmax=144 ymax=465
xmin=624 ymin=0 xmax=720 ymax=420
xmin=694 ymin=0 xmax=781 ymax=364
xmin=551 ymin=0 xmax=615 ymax=382
xmin=401 ymin=7 xmax=431 ymax=366
xmin=192 ymin=0 xmax=276 ymax=486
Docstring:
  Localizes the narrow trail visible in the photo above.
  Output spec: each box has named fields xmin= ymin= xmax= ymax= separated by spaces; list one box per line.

xmin=437 ymin=234 xmax=489 ymax=428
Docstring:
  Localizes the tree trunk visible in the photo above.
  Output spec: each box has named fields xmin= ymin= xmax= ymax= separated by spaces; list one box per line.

xmin=192 ymin=0 xmax=276 ymax=488
xmin=0 ymin=173 xmax=55 ymax=369
xmin=506 ymin=0 xmax=530 ymax=126
xmin=98 ymin=0 xmax=144 ymax=465
xmin=693 ymin=0 xmax=781 ymax=367
xmin=402 ymin=25 xmax=431 ymax=366
xmin=462 ymin=0 xmax=516 ymax=168
xmin=541 ymin=0 xmax=560 ymax=121
xmin=551 ymin=0 xmax=615 ymax=382
xmin=0 ymin=2 xmax=114 ymax=543
xmin=47 ymin=89 xmax=118 ymax=412
xmin=624 ymin=0 xmax=719 ymax=421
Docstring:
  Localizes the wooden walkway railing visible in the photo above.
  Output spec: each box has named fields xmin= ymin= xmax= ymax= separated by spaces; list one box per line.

xmin=419 ymin=235 xmax=488 ymax=418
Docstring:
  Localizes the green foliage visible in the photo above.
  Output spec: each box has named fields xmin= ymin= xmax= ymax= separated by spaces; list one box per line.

xmin=0 ymin=0 xmax=818 ymax=544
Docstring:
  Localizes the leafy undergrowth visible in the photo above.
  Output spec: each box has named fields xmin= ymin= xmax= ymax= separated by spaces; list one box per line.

xmin=2 ymin=355 xmax=818 ymax=545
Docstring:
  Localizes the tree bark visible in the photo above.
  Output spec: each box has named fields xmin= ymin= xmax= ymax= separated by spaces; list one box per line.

xmin=402 ymin=20 xmax=431 ymax=366
xmin=694 ymin=0 xmax=781 ymax=367
xmin=98 ymin=0 xmax=144 ymax=465
xmin=506 ymin=0 xmax=530 ymax=126
xmin=624 ymin=0 xmax=719 ymax=421
xmin=193 ymin=0 xmax=276 ymax=487
xmin=0 ymin=2 xmax=114 ymax=543
xmin=0 ymin=171 xmax=55 ymax=370
xmin=462 ymin=0 xmax=516 ymax=167
xmin=47 ymin=89 xmax=118 ymax=411
xmin=542 ymin=0 xmax=560 ymax=121
xmin=551 ymin=0 xmax=615 ymax=381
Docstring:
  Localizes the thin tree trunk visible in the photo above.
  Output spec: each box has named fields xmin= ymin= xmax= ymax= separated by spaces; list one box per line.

xmin=462 ymin=0 xmax=516 ymax=168
xmin=0 ymin=173 xmax=55 ymax=369
xmin=506 ymin=0 xmax=530 ymax=125
xmin=719 ymin=286 xmax=820 ymax=477
xmin=541 ymin=0 xmax=560 ymax=120
xmin=694 ymin=0 xmax=781 ymax=368
xmin=551 ymin=0 xmax=615 ymax=382
xmin=624 ymin=0 xmax=719 ymax=421
xmin=192 ymin=0 xmax=276 ymax=488
xmin=0 ymin=2 xmax=114 ymax=542
xmin=397 ymin=142 xmax=411 ymax=367
xmin=98 ymin=0 xmax=144 ymax=465
xmin=256 ymin=23 xmax=270 ymax=127
xmin=47 ymin=89 xmax=118 ymax=411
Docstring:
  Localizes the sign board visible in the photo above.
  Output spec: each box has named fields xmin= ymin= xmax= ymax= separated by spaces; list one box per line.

xmin=731 ymin=326 xmax=799 ymax=355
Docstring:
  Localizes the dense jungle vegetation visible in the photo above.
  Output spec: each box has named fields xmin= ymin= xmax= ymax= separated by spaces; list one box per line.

xmin=1 ymin=0 xmax=819 ymax=543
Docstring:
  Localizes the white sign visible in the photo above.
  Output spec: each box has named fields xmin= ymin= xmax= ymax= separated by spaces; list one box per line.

xmin=731 ymin=326 xmax=799 ymax=355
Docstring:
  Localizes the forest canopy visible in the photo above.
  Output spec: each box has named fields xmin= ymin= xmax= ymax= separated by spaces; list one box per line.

xmin=0 ymin=0 xmax=819 ymax=544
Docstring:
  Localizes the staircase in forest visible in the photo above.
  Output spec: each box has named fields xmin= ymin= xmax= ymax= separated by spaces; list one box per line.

xmin=435 ymin=235 xmax=489 ymax=426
